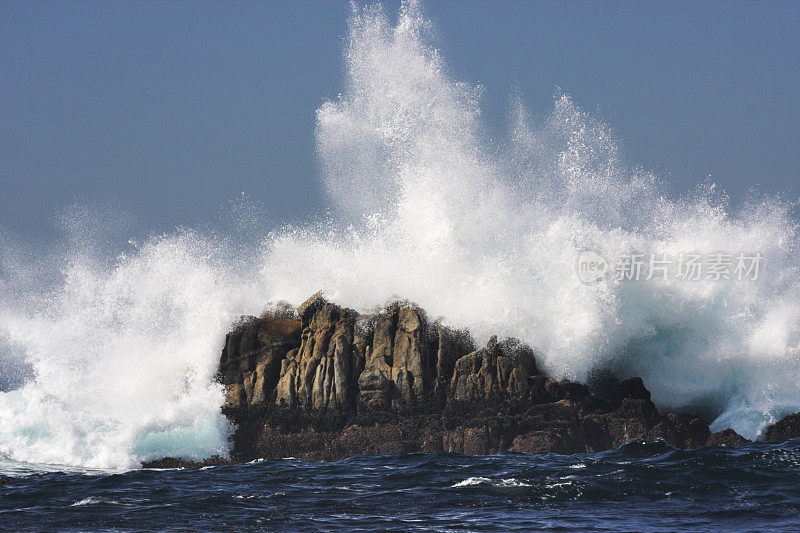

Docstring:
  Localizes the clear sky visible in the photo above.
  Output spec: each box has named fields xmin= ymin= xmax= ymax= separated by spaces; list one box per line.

xmin=2 ymin=0 xmax=799 ymax=245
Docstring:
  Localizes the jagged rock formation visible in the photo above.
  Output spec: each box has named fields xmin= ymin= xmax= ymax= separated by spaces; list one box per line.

xmin=707 ymin=428 xmax=750 ymax=447
xmin=274 ymin=298 xmax=360 ymax=410
xmin=765 ymin=412 xmax=800 ymax=442
xmin=215 ymin=294 xmax=758 ymax=462
xmin=218 ymin=313 xmax=301 ymax=409
xmin=357 ymin=302 xmax=474 ymax=410
xmin=357 ymin=303 xmax=427 ymax=411
xmin=449 ymin=336 xmax=536 ymax=402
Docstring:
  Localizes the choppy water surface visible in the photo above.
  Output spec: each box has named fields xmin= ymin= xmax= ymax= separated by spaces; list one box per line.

xmin=3 ymin=440 xmax=800 ymax=532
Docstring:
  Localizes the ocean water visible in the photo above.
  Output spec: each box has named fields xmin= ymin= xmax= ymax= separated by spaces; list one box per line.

xmin=3 ymin=440 xmax=800 ymax=532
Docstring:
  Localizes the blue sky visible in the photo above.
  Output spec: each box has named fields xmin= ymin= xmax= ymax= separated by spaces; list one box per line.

xmin=2 ymin=0 xmax=799 ymax=244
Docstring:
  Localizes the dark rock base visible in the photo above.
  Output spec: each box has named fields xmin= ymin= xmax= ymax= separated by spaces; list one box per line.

xmin=221 ymin=395 xmax=749 ymax=462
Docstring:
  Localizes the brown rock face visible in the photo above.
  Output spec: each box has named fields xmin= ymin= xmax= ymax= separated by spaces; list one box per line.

xmin=511 ymin=423 xmax=587 ymax=455
xmin=356 ymin=303 xmax=475 ymax=411
xmin=448 ymin=336 xmax=538 ymax=403
xmin=707 ymin=429 xmax=751 ymax=447
xmin=227 ymin=295 xmax=477 ymax=414
xmin=433 ymin=324 xmax=475 ymax=398
xmin=275 ymin=295 xmax=361 ymax=410
xmin=443 ymin=425 xmax=502 ymax=455
xmin=765 ymin=412 xmax=800 ymax=442
xmin=218 ymin=315 xmax=301 ymax=408
xmin=357 ymin=303 xmax=430 ymax=410
xmin=213 ymin=293 xmax=754 ymax=463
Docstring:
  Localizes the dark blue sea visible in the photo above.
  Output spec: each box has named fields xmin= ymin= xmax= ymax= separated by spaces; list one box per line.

xmin=2 ymin=439 xmax=800 ymax=532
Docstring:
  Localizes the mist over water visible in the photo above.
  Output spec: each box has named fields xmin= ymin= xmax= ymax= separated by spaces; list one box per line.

xmin=1 ymin=0 xmax=798 ymax=469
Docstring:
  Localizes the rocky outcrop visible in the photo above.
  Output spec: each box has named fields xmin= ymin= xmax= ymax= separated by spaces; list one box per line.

xmin=707 ymin=429 xmax=751 ymax=447
xmin=142 ymin=456 xmax=231 ymax=469
xmin=274 ymin=296 xmax=361 ymax=410
xmin=449 ymin=336 xmax=537 ymax=403
xmin=356 ymin=302 xmax=475 ymax=411
xmin=218 ymin=313 xmax=301 ymax=409
xmin=213 ymin=293 xmax=755 ymax=462
xmin=357 ymin=303 xmax=429 ymax=411
xmin=765 ymin=412 xmax=800 ymax=442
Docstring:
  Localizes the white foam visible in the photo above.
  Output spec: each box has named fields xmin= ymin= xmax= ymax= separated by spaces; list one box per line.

xmin=452 ymin=476 xmax=491 ymax=487
xmin=71 ymin=497 xmax=120 ymax=507
xmin=452 ymin=476 xmax=531 ymax=488
xmin=0 ymin=230 xmax=263 ymax=469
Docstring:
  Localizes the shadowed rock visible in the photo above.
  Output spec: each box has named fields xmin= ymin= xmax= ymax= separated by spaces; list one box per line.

xmin=449 ymin=336 xmax=538 ymax=403
xmin=141 ymin=456 xmax=231 ymax=469
xmin=765 ymin=412 xmax=800 ymax=442
xmin=707 ymin=429 xmax=751 ymax=447
xmin=218 ymin=315 xmax=301 ymax=408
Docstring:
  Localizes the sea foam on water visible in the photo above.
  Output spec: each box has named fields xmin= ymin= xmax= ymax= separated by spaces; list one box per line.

xmin=0 ymin=0 xmax=798 ymax=469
